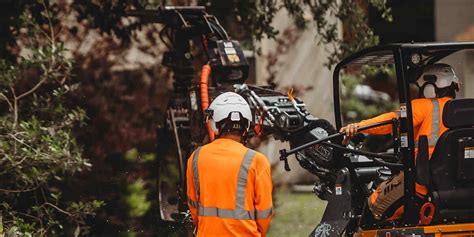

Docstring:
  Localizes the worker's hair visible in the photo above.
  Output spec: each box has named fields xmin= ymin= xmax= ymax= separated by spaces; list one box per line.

xmin=437 ymin=82 xmax=459 ymax=99
xmin=216 ymin=118 xmax=248 ymax=137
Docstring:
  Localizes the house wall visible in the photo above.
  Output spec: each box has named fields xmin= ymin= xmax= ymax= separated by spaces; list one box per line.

xmin=254 ymin=9 xmax=340 ymax=184
xmin=435 ymin=0 xmax=474 ymax=98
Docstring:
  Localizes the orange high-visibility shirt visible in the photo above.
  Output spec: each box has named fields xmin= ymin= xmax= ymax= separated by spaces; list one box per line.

xmin=358 ymin=97 xmax=452 ymax=158
xmin=186 ymin=138 xmax=273 ymax=237
xmin=360 ymin=97 xmax=452 ymax=201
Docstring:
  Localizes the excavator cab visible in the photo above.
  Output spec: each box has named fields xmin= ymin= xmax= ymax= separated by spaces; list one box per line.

xmin=332 ymin=43 xmax=474 ymax=236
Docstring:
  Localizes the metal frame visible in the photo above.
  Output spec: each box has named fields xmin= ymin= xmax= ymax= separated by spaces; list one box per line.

xmin=332 ymin=42 xmax=474 ymax=225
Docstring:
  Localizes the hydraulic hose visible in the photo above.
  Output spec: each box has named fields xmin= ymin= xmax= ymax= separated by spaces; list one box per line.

xmin=200 ymin=64 xmax=215 ymax=141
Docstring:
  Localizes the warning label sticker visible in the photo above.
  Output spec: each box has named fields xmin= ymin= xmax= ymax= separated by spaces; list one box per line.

xmin=223 ymin=41 xmax=233 ymax=48
xmin=335 ymin=185 xmax=342 ymax=195
xmin=224 ymin=47 xmax=237 ymax=55
xmin=400 ymin=133 xmax=408 ymax=147
xmin=464 ymin=147 xmax=474 ymax=159
xmin=400 ymin=103 xmax=407 ymax=118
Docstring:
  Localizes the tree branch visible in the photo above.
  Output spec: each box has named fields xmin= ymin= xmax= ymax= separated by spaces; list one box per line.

xmin=0 ymin=92 xmax=13 ymax=111
xmin=42 ymin=202 xmax=73 ymax=217
xmin=0 ymin=186 xmax=39 ymax=193
xmin=16 ymin=77 xmax=47 ymax=101
xmin=10 ymin=87 xmax=18 ymax=130
xmin=44 ymin=0 xmax=55 ymax=45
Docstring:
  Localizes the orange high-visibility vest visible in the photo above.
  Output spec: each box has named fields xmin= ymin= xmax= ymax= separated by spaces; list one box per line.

xmin=186 ymin=138 xmax=273 ymax=237
xmin=360 ymin=97 xmax=452 ymax=220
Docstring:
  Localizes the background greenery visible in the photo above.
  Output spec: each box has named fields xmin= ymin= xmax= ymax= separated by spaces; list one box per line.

xmin=268 ymin=190 xmax=325 ymax=237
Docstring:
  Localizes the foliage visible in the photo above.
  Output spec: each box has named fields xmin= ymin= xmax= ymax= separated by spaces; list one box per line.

xmin=0 ymin=1 xmax=101 ymax=236
xmin=1 ymin=1 xmax=391 ymax=66
xmin=0 ymin=0 xmax=393 ymax=68
xmin=284 ymin=0 xmax=391 ymax=66
xmin=125 ymin=179 xmax=152 ymax=218
xmin=340 ymin=66 xmax=397 ymax=123
xmin=201 ymin=0 xmax=391 ymax=65
xmin=59 ymin=1 xmax=169 ymax=233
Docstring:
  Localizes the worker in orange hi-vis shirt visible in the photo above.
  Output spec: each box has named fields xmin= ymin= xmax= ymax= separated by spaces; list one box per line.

xmin=340 ymin=63 xmax=460 ymax=221
xmin=186 ymin=92 xmax=273 ymax=237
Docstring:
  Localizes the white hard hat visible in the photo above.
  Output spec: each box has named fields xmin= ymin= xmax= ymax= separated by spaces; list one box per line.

xmin=208 ymin=92 xmax=252 ymax=135
xmin=416 ymin=63 xmax=459 ymax=98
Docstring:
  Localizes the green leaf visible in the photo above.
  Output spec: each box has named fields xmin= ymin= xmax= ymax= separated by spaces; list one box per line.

xmin=124 ymin=148 xmax=138 ymax=161
xmin=125 ymin=179 xmax=151 ymax=218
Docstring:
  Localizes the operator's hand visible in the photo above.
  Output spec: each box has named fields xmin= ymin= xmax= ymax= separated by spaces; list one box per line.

xmin=340 ymin=123 xmax=360 ymax=145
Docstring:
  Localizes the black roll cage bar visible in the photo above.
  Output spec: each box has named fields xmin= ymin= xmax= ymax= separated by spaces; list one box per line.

xmin=332 ymin=42 xmax=474 ymax=225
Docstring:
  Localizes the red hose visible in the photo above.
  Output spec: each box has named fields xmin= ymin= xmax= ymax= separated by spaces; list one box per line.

xmin=200 ymin=64 xmax=215 ymax=141
xmin=420 ymin=202 xmax=435 ymax=225
xmin=254 ymin=113 xmax=265 ymax=136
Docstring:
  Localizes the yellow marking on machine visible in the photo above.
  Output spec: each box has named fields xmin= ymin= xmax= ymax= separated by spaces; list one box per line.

xmin=361 ymin=223 xmax=474 ymax=237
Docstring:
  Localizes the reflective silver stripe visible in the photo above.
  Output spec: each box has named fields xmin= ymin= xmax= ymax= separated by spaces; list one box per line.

xmin=198 ymin=206 xmax=256 ymax=220
xmin=196 ymin=206 xmax=273 ymax=220
xmin=194 ymin=148 xmax=268 ymax=220
xmin=192 ymin=147 xmax=202 ymax=200
xmin=414 ymin=99 xmax=441 ymax=148
xmin=235 ymin=149 xmax=257 ymax=214
xmin=429 ymin=99 xmax=440 ymax=146
xmin=187 ymin=196 xmax=198 ymax=208
xmin=256 ymin=207 xmax=273 ymax=219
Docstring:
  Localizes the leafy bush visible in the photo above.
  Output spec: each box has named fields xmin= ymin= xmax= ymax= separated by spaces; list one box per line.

xmin=0 ymin=2 xmax=101 ymax=236
xmin=341 ymin=66 xmax=398 ymax=123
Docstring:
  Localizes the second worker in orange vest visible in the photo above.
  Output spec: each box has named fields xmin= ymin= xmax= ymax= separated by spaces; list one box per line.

xmin=340 ymin=63 xmax=460 ymax=221
xmin=187 ymin=92 xmax=273 ymax=236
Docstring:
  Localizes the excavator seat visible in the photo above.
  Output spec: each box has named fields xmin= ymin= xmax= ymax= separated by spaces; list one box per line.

xmin=417 ymin=98 xmax=474 ymax=224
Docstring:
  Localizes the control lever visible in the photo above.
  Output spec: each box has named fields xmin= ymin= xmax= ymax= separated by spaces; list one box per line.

xmin=278 ymin=120 xmax=395 ymax=172
xmin=279 ymin=149 xmax=291 ymax=171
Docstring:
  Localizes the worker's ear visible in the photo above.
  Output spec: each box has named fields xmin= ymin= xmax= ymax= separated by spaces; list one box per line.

xmin=452 ymin=82 xmax=460 ymax=92
xmin=210 ymin=120 xmax=219 ymax=136
xmin=423 ymin=84 xmax=436 ymax=98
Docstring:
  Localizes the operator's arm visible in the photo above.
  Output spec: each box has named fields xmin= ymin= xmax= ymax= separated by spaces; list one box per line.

xmin=358 ymin=99 xmax=430 ymax=134
xmin=358 ymin=111 xmax=398 ymax=135
xmin=253 ymin=153 xmax=273 ymax=237
xmin=186 ymin=152 xmax=199 ymax=226
xmin=341 ymin=111 xmax=398 ymax=144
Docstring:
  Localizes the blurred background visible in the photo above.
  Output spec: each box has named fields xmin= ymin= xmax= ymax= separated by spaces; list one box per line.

xmin=1 ymin=0 xmax=474 ymax=236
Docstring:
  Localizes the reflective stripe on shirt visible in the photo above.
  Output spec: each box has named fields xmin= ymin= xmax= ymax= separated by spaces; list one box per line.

xmin=188 ymin=195 xmax=199 ymax=208
xmin=414 ymin=99 xmax=441 ymax=148
xmin=429 ymin=98 xmax=440 ymax=146
xmin=192 ymin=147 xmax=202 ymax=198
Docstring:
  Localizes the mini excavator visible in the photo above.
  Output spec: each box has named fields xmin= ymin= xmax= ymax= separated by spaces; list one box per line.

xmin=127 ymin=7 xmax=474 ymax=237
xmin=280 ymin=42 xmax=474 ymax=237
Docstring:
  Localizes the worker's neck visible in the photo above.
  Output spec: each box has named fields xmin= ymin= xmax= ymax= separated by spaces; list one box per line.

xmin=220 ymin=133 xmax=242 ymax=143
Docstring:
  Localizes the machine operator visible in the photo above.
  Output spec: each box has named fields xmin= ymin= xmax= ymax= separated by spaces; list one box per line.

xmin=340 ymin=63 xmax=460 ymax=221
